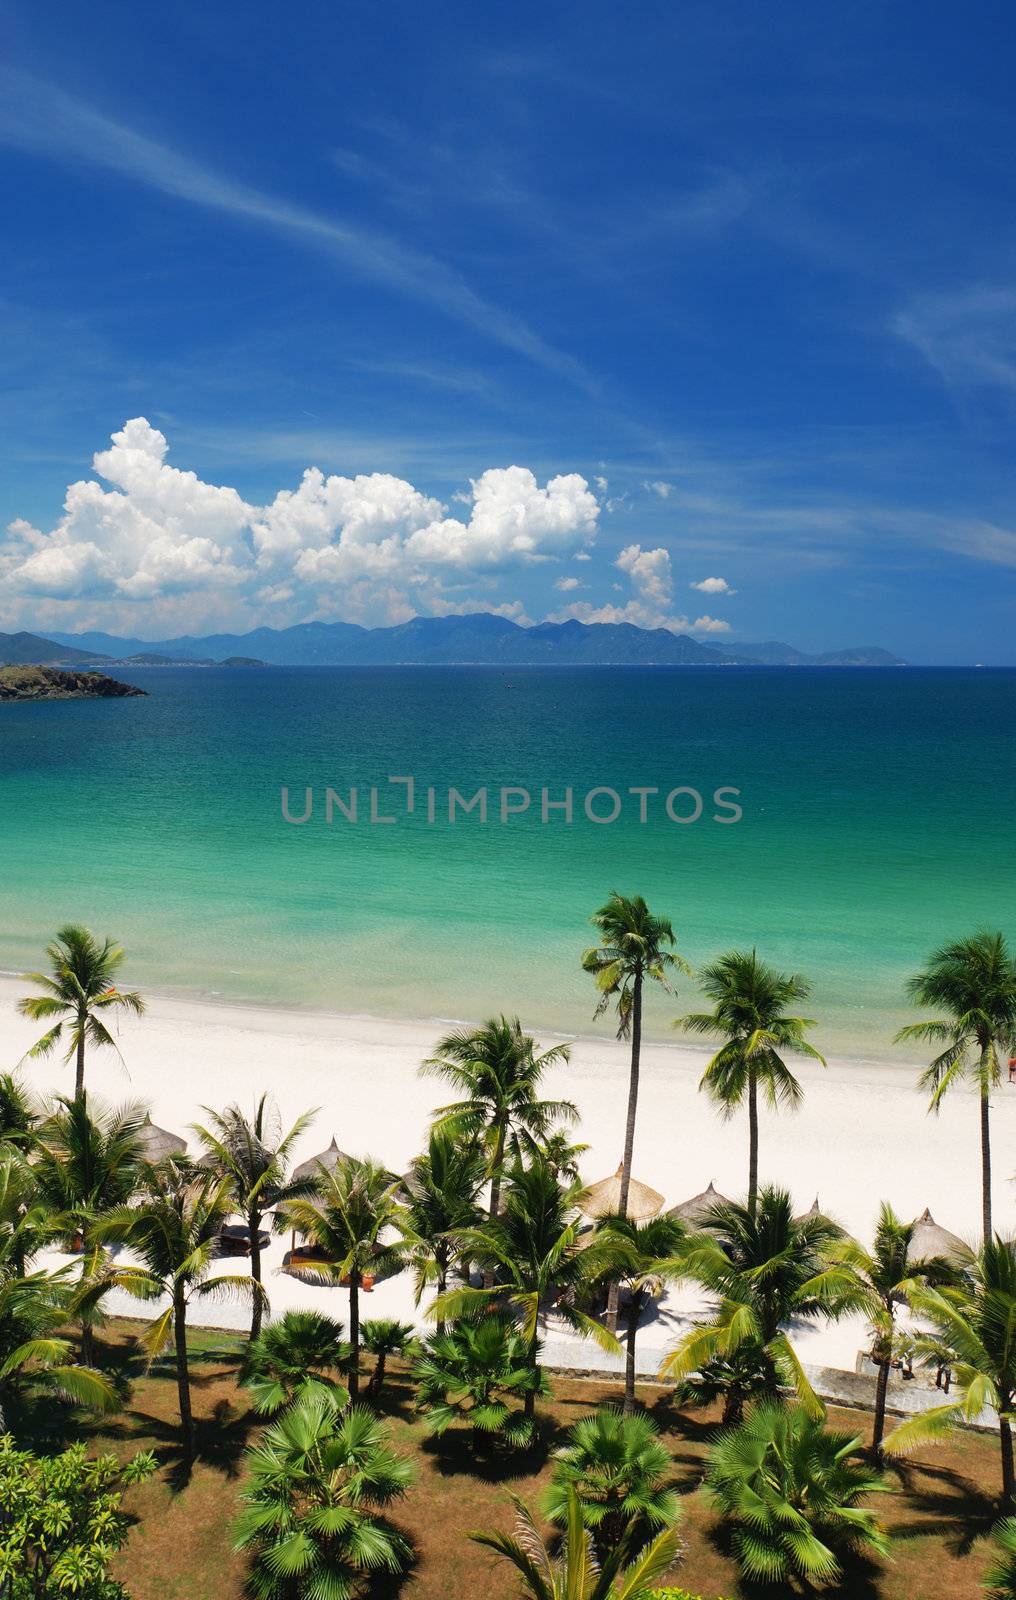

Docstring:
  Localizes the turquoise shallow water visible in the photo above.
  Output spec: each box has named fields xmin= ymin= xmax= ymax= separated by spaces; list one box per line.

xmin=1 ymin=666 xmax=1013 ymax=1055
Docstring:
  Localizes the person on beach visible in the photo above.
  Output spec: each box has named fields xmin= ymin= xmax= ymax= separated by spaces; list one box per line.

xmin=1009 ymin=1055 xmax=1016 ymax=1084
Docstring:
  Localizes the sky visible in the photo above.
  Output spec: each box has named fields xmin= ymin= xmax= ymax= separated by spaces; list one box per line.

xmin=1 ymin=1 xmax=1014 ymax=662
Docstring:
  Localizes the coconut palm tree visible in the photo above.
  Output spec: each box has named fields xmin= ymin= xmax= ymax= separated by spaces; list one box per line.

xmin=538 ymin=1128 xmax=590 ymax=1183
xmin=235 ymin=1384 xmax=414 ymax=1600
xmin=239 ymin=1310 xmax=352 ymax=1414
xmin=827 ymin=1202 xmax=958 ymax=1455
xmin=705 ymin=1402 xmax=891 ymax=1584
xmin=95 ymin=1163 xmax=262 ymax=1457
xmin=360 ymin=1319 xmax=413 ymax=1401
xmin=414 ymin=1314 xmax=547 ymax=1447
xmin=680 ymin=950 xmax=824 ymax=1212
xmin=433 ymin=1160 xmax=620 ymax=1425
xmin=581 ymin=1214 xmax=685 ymax=1414
xmin=660 ymin=1187 xmax=857 ymax=1423
xmin=402 ymin=1127 xmax=485 ymax=1331
xmin=0 ymin=1074 xmax=37 ymax=1153
xmin=279 ymin=1157 xmax=410 ymax=1400
xmin=582 ymin=894 xmax=686 ymax=1225
xmin=422 ymin=1017 xmax=575 ymax=1223
xmin=471 ymin=1486 xmax=682 ymax=1600
xmin=544 ymin=1410 xmax=678 ymax=1558
xmin=896 ymin=931 xmax=1016 ymax=1243
xmin=192 ymin=1094 xmax=317 ymax=1340
xmin=18 ymin=925 xmax=145 ymax=1099
xmin=883 ymin=1235 xmax=1016 ymax=1503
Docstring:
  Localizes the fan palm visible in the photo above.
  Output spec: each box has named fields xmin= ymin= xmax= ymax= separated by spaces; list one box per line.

xmin=680 ymin=949 xmax=824 ymax=1212
xmin=827 ymin=1201 xmax=958 ymax=1454
xmin=704 ymin=1401 xmax=891 ymax=1583
xmin=402 ymin=1127 xmax=485 ymax=1331
xmin=193 ymin=1094 xmax=317 ymax=1340
xmin=279 ymin=1157 xmax=410 ymax=1399
xmin=895 ymin=930 xmax=1016 ymax=1243
xmin=883 ymin=1235 xmax=1016 ymax=1503
xmin=985 ymin=1516 xmax=1016 ymax=1598
xmin=18 ymin=925 xmax=145 ymax=1099
xmin=659 ymin=1186 xmax=857 ymax=1422
xmin=471 ymin=1485 xmax=682 ymax=1600
xmin=240 ymin=1310 xmax=352 ymax=1413
xmin=361 ymin=1318 xmax=413 ymax=1400
xmin=581 ymin=1213 xmax=685 ymax=1414
xmin=432 ymin=1159 xmax=620 ymax=1423
xmin=544 ymin=1410 xmax=678 ymax=1557
xmin=414 ymin=1314 xmax=547 ymax=1448
xmin=235 ymin=1384 xmax=414 ymax=1600
xmin=95 ymin=1163 xmax=263 ymax=1457
xmin=422 ymin=1016 xmax=575 ymax=1223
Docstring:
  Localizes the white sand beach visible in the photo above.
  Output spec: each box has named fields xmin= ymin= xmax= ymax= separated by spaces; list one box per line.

xmin=3 ymin=973 xmax=1013 ymax=1383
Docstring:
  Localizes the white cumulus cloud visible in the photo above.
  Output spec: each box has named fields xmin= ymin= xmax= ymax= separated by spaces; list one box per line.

xmin=690 ymin=575 xmax=735 ymax=594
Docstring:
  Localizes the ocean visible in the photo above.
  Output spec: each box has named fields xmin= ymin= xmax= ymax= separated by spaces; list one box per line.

xmin=1 ymin=665 xmax=1013 ymax=1057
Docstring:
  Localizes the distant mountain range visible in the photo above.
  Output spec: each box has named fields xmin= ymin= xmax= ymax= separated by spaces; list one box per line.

xmin=5 ymin=619 xmax=907 ymax=669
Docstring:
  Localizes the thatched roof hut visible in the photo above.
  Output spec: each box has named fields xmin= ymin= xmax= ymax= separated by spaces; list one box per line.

xmin=292 ymin=1135 xmax=352 ymax=1184
xmin=137 ymin=1113 xmax=187 ymax=1162
xmin=667 ymin=1180 xmax=732 ymax=1226
xmin=910 ymin=1206 xmax=972 ymax=1263
xmin=579 ymin=1164 xmax=665 ymax=1223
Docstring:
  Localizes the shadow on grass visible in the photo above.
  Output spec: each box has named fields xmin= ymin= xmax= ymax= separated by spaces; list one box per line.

xmin=420 ymin=1423 xmax=551 ymax=1483
xmin=883 ymin=1455 xmax=1000 ymax=1555
xmin=706 ymin=1515 xmax=886 ymax=1600
xmin=116 ymin=1396 xmax=259 ymax=1492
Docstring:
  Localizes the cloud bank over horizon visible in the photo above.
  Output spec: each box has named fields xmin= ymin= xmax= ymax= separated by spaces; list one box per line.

xmin=0 ymin=419 xmax=736 ymax=640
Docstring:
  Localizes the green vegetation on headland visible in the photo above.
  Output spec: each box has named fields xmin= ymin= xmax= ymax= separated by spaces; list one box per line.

xmin=4 ymin=911 xmax=1016 ymax=1599
xmin=0 ymin=665 xmax=147 ymax=700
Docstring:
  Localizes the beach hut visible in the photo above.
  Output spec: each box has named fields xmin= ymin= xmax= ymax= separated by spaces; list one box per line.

xmin=910 ymin=1206 xmax=973 ymax=1264
xmin=137 ymin=1113 xmax=187 ymax=1162
xmin=794 ymin=1196 xmax=827 ymax=1224
xmin=579 ymin=1164 xmax=665 ymax=1222
xmin=667 ymin=1180 xmax=732 ymax=1226
xmin=292 ymin=1135 xmax=351 ymax=1185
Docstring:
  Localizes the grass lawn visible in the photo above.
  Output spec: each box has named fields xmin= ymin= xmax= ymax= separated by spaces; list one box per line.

xmin=45 ymin=1320 xmax=1006 ymax=1600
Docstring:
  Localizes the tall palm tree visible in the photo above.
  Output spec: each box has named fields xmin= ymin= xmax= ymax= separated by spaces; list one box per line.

xmin=95 ymin=1163 xmax=261 ymax=1457
xmin=422 ymin=1016 xmax=575 ymax=1223
xmin=582 ymin=1214 xmax=685 ymax=1414
xmin=402 ymin=1128 xmax=485 ymax=1332
xmin=433 ymin=1159 xmax=620 ymax=1424
xmin=680 ymin=949 xmax=824 ymax=1212
xmin=193 ymin=1094 xmax=317 ymax=1340
xmin=471 ymin=1485 xmax=682 ymax=1600
xmin=884 ymin=1235 xmax=1016 ymax=1504
xmin=660 ymin=1187 xmax=858 ymax=1423
xmin=828 ymin=1202 xmax=958 ymax=1455
xmin=896 ymin=930 xmax=1016 ymax=1244
xmin=279 ymin=1157 xmax=409 ymax=1399
xmin=582 ymin=894 xmax=686 ymax=1224
xmin=18 ymin=925 xmax=145 ymax=1100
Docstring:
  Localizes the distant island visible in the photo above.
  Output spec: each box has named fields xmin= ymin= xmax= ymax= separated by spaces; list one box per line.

xmin=4 ymin=618 xmax=907 ymax=670
xmin=0 ymin=666 xmax=147 ymax=702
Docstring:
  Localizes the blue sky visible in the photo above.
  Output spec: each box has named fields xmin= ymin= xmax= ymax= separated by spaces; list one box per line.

xmin=1 ymin=1 xmax=1014 ymax=661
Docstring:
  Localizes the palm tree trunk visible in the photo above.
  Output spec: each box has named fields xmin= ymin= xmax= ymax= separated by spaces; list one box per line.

xmin=173 ymin=1291 xmax=193 ymax=1458
xmin=348 ymin=1269 xmax=360 ymax=1399
xmin=618 ymin=970 xmax=643 ymax=1218
xmin=524 ymin=1327 xmax=539 ymax=1421
xmin=484 ymin=1121 xmax=507 ymax=1290
xmin=436 ymin=1258 xmax=447 ymax=1337
xmin=74 ymin=1027 xmax=86 ymax=1100
xmin=981 ymin=1085 xmax=993 ymax=1245
xmin=872 ymin=1358 xmax=891 ymax=1456
xmin=747 ymin=1058 xmax=759 ymax=1214
xmin=373 ymin=1350 xmax=387 ymax=1398
xmin=249 ymin=1208 xmax=263 ymax=1341
xmin=623 ymin=1296 xmax=639 ymax=1416
xmin=80 ymin=1320 xmax=95 ymax=1369
xmin=1002 ymin=1414 xmax=1015 ymax=1505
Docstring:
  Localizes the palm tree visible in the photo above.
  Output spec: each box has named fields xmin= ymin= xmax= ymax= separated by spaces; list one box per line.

xmin=402 ymin=1127 xmax=485 ymax=1331
xmin=471 ymin=1486 xmax=682 ymax=1600
xmin=239 ymin=1310 xmax=352 ymax=1413
xmin=279 ymin=1157 xmax=409 ymax=1399
xmin=18 ymin=925 xmax=145 ymax=1099
xmin=422 ymin=1016 xmax=575 ymax=1223
xmin=883 ymin=1235 xmax=1016 ymax=1503
xmin=32 ymin=1093 xmax=148 ymax=1363
xmin=95 ymin=1163 xmax=262 ymax=1457
xmin=828 ymin=1202 xmax=958 ymax=1455
xmin=414 ymin=1314 xmax=546 ymax=1447
xmin=680 ymin=949 xmax=824 ymax=1212
xmin=705 ymin=1402 xmax=891 ymax=1584
xmin=361 ymin=1319 xmax=413 ymax=1400
xmin=0 ymin=1074 xmax=37 ymax=1153
xmin=193 ymin=1094 xmax=317 ymax=1340
xmin=433 ymin=1160 xmax=620 ymax=1424
xmin=660 ymin=1187 xmax=857 ymax=1423
xmin=581 ymin=1214 xmax=685 ymax=1414
xmin=582 ymin=894 xmax=686 ymax=1224
xmin=985 ymin=1517 xmax=1016 ymax=1599
xmin=896 ymin=931 xmax=1016 ymax=1243
xmin=544 ymin=1410 xmax=678 ymax=1558
xmin=538 ymin=1128 xmax=590 ymax=1183
xmin=235 ymin=1385 xmax=414 ymax=1600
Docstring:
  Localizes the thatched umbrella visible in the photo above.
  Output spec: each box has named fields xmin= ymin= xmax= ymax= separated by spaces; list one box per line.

xmin=579 ymin=1164 xmax=664 ymax=1223
xmin=667 ymin=1180 xmax=732 ymax=1226
xmin=910 ymin=1206 xmax=972 ymax=1263
xmin=292 ymin=1135 xmax=351 ymax=1184
xmin=794 ymin=1196 xmax=824 ymax=1224
xmin=137 ymin=1113 xmax=187 ymax=1162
